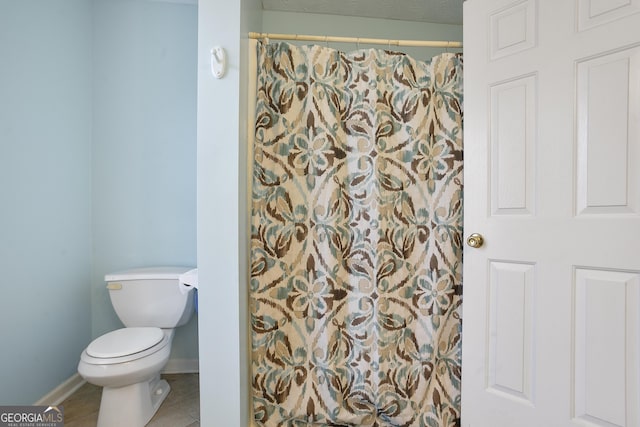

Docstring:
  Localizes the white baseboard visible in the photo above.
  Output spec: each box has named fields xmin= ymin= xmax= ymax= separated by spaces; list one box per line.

xmin=162 ymin=358 xmax=199 ymax=374
xmin=35 ymin=373 xmax=86 ymax=406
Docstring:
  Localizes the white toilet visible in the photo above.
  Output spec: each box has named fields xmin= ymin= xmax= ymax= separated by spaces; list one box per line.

xmin=78 ymin=266 xmax=196 ymax=427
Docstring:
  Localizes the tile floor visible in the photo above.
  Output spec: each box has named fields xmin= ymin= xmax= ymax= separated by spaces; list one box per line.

xmin=61 ymin=373 xmax=199 ymax=427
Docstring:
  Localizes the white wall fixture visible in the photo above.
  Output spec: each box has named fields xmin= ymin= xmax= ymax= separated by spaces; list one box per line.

xmin=210 ymin=46 xmax=226 ymax=79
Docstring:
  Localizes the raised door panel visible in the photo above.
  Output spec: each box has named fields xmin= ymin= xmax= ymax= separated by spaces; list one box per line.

xmin=573 ymin=268 xmax=640 ymax=426
xmin=490 ymin=75 xmax=536 ymax=215
xmin=578 ymin=0 xmax=640 ymax=31
xmin=489 ymin=0 xmax=537 ymax=60
xmin=487 ymin=261 xmax=535 ymax=403
xmin=576 ymin=45 xmax=640 ymax=215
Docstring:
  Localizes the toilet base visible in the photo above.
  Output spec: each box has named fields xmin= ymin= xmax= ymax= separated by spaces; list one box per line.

xmin=97 ymin=374 xmax=170 ymax=427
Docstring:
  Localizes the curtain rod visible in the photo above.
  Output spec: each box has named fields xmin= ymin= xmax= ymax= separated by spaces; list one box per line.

xmin=248 ymin=32 xmax=462 ymax=49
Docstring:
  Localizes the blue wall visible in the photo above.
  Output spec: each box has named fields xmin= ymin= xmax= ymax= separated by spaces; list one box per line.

xmin=0 ymin=0 xmax=93 ymax=404
xmin=0 ymin=0 xmax=198 ymax=404
xmin=92 ymin=0 xmax=198 ymax=365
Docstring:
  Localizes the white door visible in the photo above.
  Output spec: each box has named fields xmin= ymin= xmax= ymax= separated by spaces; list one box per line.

xmin=462 ymin=1 xmax=640 ymax=426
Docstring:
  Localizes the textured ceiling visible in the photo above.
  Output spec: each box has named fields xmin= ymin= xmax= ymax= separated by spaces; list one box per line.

xmin=261 ymin=0 xmax=464 ymax=25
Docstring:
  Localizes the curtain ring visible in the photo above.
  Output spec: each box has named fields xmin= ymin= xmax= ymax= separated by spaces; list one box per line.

xmin=356 ymin=37 xmax=360 ymax=50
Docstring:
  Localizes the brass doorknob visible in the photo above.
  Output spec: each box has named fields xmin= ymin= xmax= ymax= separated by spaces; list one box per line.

xmin=467 ymin=233 xmax=484 ymax=248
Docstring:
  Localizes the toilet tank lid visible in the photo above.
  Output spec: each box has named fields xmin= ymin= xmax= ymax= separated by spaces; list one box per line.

xmin=105 ymin=266 xmax=195 ymax=282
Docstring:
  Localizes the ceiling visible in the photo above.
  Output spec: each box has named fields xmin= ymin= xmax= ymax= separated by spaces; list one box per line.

xmin=261 ymin=0 xmax=464 ymax=25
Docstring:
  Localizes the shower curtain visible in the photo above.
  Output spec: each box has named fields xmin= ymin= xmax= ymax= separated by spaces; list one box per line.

xmin=250 ymin=41 xmax=463 ymax=426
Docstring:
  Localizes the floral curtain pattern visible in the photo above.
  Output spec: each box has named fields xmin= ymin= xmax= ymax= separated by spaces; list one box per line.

xmin=250 ymin=41 xmax=463 ymax=426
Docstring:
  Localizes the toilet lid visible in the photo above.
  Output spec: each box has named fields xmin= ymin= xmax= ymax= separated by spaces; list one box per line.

xmin=86 ymin=327 xmax=164 ymax=358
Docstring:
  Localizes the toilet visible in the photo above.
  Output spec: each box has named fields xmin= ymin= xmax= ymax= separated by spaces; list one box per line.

xmin=78 ymin=266 xmax=196 ymax=427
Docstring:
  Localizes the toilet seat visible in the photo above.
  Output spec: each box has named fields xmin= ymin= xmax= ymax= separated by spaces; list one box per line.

xmin=81 ymin=328 xmax=170 ymax=365
xmin=87 ymin=327 xmax=164 ymax=358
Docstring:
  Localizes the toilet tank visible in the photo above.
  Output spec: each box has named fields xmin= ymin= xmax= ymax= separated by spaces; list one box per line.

xmin=105 ymin=266 xmax=195 ymax=328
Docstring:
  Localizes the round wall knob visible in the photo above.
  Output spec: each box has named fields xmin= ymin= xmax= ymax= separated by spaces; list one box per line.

xmin=467 ymin=233 xmax=484 ymax=248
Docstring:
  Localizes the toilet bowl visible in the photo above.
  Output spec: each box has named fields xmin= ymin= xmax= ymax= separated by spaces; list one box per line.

xmin=78 ymin=328 xmax=174 ymax=426
xmin=77 ymin=267 xmax=195 ymax=427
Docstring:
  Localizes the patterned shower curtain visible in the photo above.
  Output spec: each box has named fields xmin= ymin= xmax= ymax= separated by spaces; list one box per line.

xmin=250 ymin=41 xmax=463 ymax=427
